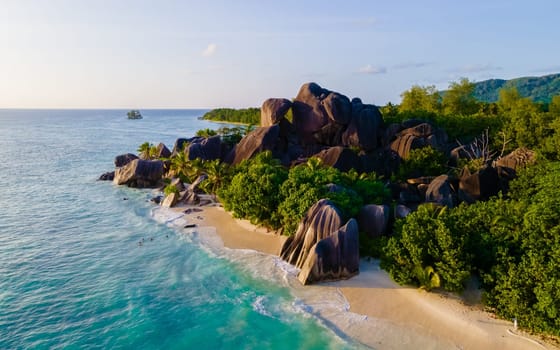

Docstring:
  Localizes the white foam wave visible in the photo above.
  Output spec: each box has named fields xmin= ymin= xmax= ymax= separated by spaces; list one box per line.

xmin=149 ymin=205 xmax=453 ymax=349
xmin=251 ymin=295 xmax=273 ymax=318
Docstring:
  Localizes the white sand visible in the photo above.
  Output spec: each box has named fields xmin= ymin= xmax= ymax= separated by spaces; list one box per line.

xmin=175 ymin=203 xmax=557 ymax=350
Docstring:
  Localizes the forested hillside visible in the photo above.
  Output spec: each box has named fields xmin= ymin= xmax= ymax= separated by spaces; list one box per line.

xmin=471 ymin=73 xmax=560 ymax=103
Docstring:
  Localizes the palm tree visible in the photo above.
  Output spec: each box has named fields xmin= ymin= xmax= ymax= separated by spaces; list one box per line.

xmin=198 ymin=159 xmax=230 ymax=195
xmin=138 ymin=142 xmax=152 ymax=160
xmin=414 ymin=265 xmax=441 ymax=291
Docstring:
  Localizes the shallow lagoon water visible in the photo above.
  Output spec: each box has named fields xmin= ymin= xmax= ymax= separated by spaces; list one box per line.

xmin=0 ymin=109 xmax=365 ymax=349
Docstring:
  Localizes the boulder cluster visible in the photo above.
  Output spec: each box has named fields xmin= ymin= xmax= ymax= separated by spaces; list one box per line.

xmin=100 ymin=82 xmax=534 ymax=285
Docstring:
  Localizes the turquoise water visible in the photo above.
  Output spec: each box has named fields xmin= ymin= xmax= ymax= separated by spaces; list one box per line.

xmin=0 ymin=110 xmax=364 ymax=349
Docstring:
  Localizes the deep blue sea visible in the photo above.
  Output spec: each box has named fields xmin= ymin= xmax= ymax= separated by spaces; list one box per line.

xmin=0 ymin=110 xmax=367 ymax=349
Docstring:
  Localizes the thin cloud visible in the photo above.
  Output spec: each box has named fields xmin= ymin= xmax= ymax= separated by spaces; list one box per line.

xmin=393 ymin=62 xmax=434 ymax=70
xmin=202 ymin=43 xmax=217 ymax=57
xmin=358 ymin=64 xmax=387 ymax=75
xmin=530 ymin=65 xmax=560 ymax=74
xmin=451 ymin=63 xmax=502 ymax=73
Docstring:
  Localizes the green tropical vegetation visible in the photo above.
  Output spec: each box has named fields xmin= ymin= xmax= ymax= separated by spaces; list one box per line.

xmin=137 ymin=142 xmax=159 ymax=160
xmin=216 ymin=153 xmax=390 ymax=234
xmin=396 ymin=146 xmax=448 ymax=180
xmin=383 ymin=78 xmax=560 ymax=160
xmin=376 ymin=77 xmax=560 ymax=336
xmin=382 ymin=163 xmax=560 ymax=335
xmin=153 ymin=76 xmax=560 ymax=337
xmin=201 ymin=107 xmax=260 ymax=125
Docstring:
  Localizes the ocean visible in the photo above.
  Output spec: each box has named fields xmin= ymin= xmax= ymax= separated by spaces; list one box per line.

xmin=0 ymin=109 xmax=367 ymax=349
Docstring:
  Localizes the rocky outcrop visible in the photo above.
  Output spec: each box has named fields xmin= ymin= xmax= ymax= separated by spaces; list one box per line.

xmin=341 ymin=99 xmax=383 ymax=151
xmin=225 ymin=125 xmax=283 ymax=165
xmin=156 ymin=143 xmax=171 ymax=159
xmin=114 ymin=153 xmax=139 ymax=168
xmin=322 ymin=92 xmax=352 ymax=125
xmin=425 ymin=175 xmax=455 ymax=208
xmin=389 ymin=122 xmax=447 ymax=159
xmin=298 ymin=218 xmax=360 ymax=285
xmin=187 ymin=135 xmax=223 ymax=161
xmin=291 ymin=83 xmax=383 ymax=151
xmin=279 ymin=199 xmax=360 ymax=285
xmin=458 ymin=166 xmax=499 ymax=203
xmin=395 ymin=204 xmax=411 ymax=219
xmin=161 ymin=192 xmax=179 ymax=208
xmin=181 ymin=190 xmax=200 ymax=205
xmin=313 ymin=146 xmax=361 ymax=172
xmin=390 ymin=134 xmax=426 ymax=159
xmin=495 ymin=147 xmax=536 ymax=171
xmin=280 ymin=199 xmax=344 ymax=268
xmin=292 ymin=83 xmax=332 ymax=144
xmin=357 ymin=204 xmax=390 ymax=238
xmin=261 ymin=98 xmax=292 ymax=127
xmin=172 ymin=138 xmax=191 ymax=155
xmin=98 ymin=171 xmax=115 ymax=181
xmin=113 ymin=159 xmax=164 ymax=188
xmin=188 ymin=174 xmax=208 ymax=193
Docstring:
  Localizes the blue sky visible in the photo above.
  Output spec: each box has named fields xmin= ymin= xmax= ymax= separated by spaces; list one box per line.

xmin=1 ymin=0 xmax=559 ymax=108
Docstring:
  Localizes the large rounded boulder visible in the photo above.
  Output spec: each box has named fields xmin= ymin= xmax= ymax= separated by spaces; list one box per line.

xmin=187 ymin=135 xmax=223 ymax=161
xmin=225 ymin=125 xmax=282 ymax=165
xmin=494 ymin=147 xmax=536 ymax=171
xmin=114 ymin=153 xmax=139 ymax=168
xmin=291 ymin=83 xmax=334 ymax=144
xmin=357 ymin=204 xmax=390 ymax=238
xmin=389 ymin=122 xmax=447 ymax=160
xmin=459 ymin=166 xmax=499 ymax=203
xmin=261 ymin=98 xmax=292 ymax=127
xmin=280 ymin=199 xmax=344 ymax=269
xmin=425 ymin=175 xmax=455 ymax=208
xmin=113 ymin=159 xmax=164 ymax=188
xmin=321 ymin=92 xmax=352 ymax=125
xmin=298 ymin=218 xmax=360 ymax=285
xmin=313 ymin=146 xmax=361 ymax=172
xmin=341 ymin=99 xmax=383 ymax=151
xmin=156 ymin=143 xmax=171 ymax=159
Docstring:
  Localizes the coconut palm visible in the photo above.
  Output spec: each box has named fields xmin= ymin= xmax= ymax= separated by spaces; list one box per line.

xmin=414 ymin=265 xmax=441 ymax=291
xmin=198 ymin=159 xmax=230 ymax=195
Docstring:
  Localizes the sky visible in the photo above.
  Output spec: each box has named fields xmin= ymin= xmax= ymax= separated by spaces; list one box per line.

xmin=1 ymin=0 xmax=559 ymax=109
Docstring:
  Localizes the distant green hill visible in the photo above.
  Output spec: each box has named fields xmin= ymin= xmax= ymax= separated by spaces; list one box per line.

xmin=472 ymin=73 xmax=560 ymax=103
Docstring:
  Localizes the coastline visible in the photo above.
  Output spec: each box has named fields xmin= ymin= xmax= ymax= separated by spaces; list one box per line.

xmin=171 ymin=202 xmax=557 ymax=350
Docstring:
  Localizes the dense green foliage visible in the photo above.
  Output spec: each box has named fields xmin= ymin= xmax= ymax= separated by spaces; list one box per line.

xmin=276 ymin=159 xmax=388 ymax=235
xmin=442 ymin=78 xmax=480 ymax=116
xmin=384 ymin=78 xmax=560 ymax=160
xmin=194 ymin=125 xmax=255 ymax=147
xmin=382 ymin=162 xmax=560 ymax=335
xmin=201 ymin=107 xmax=260 ymax=125
xmin=399 ymin=85 xmax=441 ymax=113
xmin=163 ymin=184 xmax=179 ymax=196
xmin=156 ymin=76 xmax=560 ymax=337
xmin=217 ymin=152 xmax=288 ymax=228
xmin=137 ymin=142 xmax=159 ymax=160
xmin=217 ymin=154 xmax=389 ymax=235
xmin=396 ymin=146 xmax=448 ymax=180
xmin=472 ymin=73 xmax=560 ymax=103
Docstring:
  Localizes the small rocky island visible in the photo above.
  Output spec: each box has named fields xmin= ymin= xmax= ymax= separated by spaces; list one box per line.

xmin=127 ymin=110 xmax=143 ymax=119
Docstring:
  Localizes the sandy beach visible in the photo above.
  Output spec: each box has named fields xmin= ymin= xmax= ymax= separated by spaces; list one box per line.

xmin=176 ymin=204 xmax=557 ymax=350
